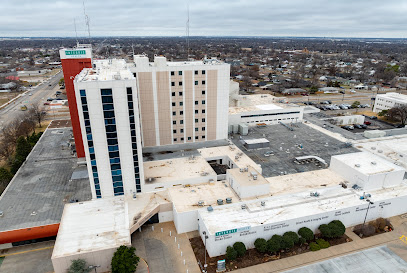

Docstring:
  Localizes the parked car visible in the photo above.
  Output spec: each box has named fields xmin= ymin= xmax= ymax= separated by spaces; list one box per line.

xmin=340 ymin=91 xmax=345 ymax=94
xmin=361 ymin=124 xmax=368 ymax=129
xmin=46 ymin=98 xmax=53 ymax=101
xmin=354 ymin=124 xmax=363 ymax=129
xmin=327 ymin=100 xmax=332 ymax=104
xmin=43 ymin=102 xmax=50 ymax=105
xmin=370 ymin=116 xmax=378 ymax=120
xmin=320 ymin=101 xmax=329 ymax=104
xmin=364 ymin=121 xmax=371 ymax=125
xmin=394 ymin=124 xmax=405 ymax=128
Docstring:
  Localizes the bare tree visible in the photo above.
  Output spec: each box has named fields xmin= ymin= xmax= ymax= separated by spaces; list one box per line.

xmin=29 ymin=102 xmax=47 ymax=128
xmin=387 ymin=106 xmax=407 ymax=125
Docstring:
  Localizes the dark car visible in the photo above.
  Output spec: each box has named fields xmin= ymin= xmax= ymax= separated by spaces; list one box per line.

xmin=370 ymin=116 xmax=378 ymax=120
xmin=395 ymin=124 xmax=405 ymax=128
xmin=340 ymin=91 xmax=345 ymax=94
xmin=354 ymin=124 xmax=363 ymax=129
xmin=361 ymin=124 xmax=368 ymax=129
xmin=46 ymin=98 xmax=54 ymax=101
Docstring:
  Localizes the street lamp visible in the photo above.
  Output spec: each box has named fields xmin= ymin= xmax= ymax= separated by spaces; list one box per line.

xmin=362 ymin=199 xmax=374 ymax=228
xmin=202 ymin=231 xmax=209 ymax=273
xmin=88 ymin=265 xmax=101 ymax=273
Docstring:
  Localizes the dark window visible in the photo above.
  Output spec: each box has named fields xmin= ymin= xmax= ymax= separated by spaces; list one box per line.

xmin=202 ymin=135 xmax=206 ymax=139
xmin=101 ymin=89 xmax=112 ymax=96
xmin=178 ymin=71 xmax=182 ymax=76
xmin=195 ymin=128 xmax=198 ymax=132
xmin=180 ymin=111 xmax=183 ymax=115
xmin=171 ymin=71 xmax=175 ymax=76
xmin=173 ymin=130 xmax=177 ymax=134
xmin=195 ymin=101 xmax=198 ymax=105
xmin=80 ymin=97 xmax=87 ymax=104
xmin=127 ymin=87 xmax=132 ymax=94
xmin=195 ymin=136 xmax=199 ymax=140
xmin=202 ymin=100 xmax=206 ymax=105
xmin=188 ymin=137 xmax=192 ymax=140
xmin=180 ymin=129 xmax=184 ymax=133
xmin=202 ymin=80 xmax=206 ymax=85
xmin=195 ymin=71 xmax=198 ymax=75
xmin=173 ymin=111 xmax=176 ymax=116
xmin=202 ymin=109 xmax=206 ymax=114
xmin=172 ymin=102 xmax=176 ymax=106
xmin=174 ymin=138 xmax=177 ymax=141
xmin=181 ymin=137 xmax=184 ymax=141
xmin=202 ymin=127 xmax=206 ymax=131
xmin=195 ymin=81 xmax=198 ymax=85
xmin=179 ymin=92 xmax=183 ymax=96
xmin=180 ymin=120 xmax=184 ymax=124
xmin=173 ymin=120 xmax=176 ymax=125
xmin=202 ymin=90 xmax=205 ymax=95
xmin=102 ymin=96 xmax=113 ymax=103
xmin=172 ymin=92 xmax=175 ymax=96
xmin=202 ymin=118 xmax=205 ymax=122
xmin=195 ymin=119 xmax=198 ymax=123
xmin=179 ymin=82 xmax=183 ymax=86
xmin=202 ymin=70 xmax=206 ymax=75
xmin=180 ymin=102 xmax=183 ymax=106
xmin=195 ymin=110 xmax=198 ymax=114
xmin=171 ymin=82 xmax=175 ymax=86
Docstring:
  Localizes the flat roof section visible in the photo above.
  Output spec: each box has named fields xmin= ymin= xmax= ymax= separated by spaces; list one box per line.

xmin=198 ymin=145 xmax=262 ymax=173
xmin=199 ymin=184 xmax=407 ymax=235
xmin=332 ymin=152 xmax=405 ymax=175
xmin=52 ymin=197 xmax=129 ymax=258
xmin=243 ymin=138 xmax=270 ymax=145
xmin=168 ymin=182 xmax=238 ymax=213
xmin=266 ymin=169 xmax=346 ymax=196
xmin=228 ymin=167 xmax=268 ymax=187
xmin=143 ymin=156 xmax=217 ymax=184
xmin=0 ymin=127 xmax=92 ymax=233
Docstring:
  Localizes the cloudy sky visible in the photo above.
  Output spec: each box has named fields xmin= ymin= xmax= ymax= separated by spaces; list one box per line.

xmin=0 ymin=0 xmax=406 ymax=38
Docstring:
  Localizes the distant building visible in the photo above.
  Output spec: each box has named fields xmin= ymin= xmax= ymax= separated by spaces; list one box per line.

xmin=373 ymin=92 xmax=407 ymax=113
xmin=281 ymin=88 xmax=307 ymax=95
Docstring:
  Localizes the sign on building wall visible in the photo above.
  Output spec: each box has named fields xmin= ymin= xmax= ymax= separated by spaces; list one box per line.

xmin=65 ymin=50 xmax=86 ymax=57
xmin=215 ymin=226 xmax=250 ymax=237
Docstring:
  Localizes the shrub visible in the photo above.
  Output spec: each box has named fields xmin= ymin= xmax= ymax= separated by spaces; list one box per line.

xmin=299 ymin=237 xmax=306 ymax=246
xmin=319 ymin=224 xmax=332 ymax=238
xmin=376 ymin=218 xmax=387 ymax=231
xmin=111 ymin=245 xmax=140 ymax=273
xmin=329 ymin=220 xmax=346 ymax=238
xmin=254 ymin=238 xmax=267 ymax=253
xmin=281 ymin=235 xmax=294 ymax=250
xmin=67 ymin=259 xmax=91 ymax=273
xmin=226 ymin=246 xmax=237 ymax=260
xmin=233 ymin=242 xmax=246 ymax=257
xmin=316 ymin=239 xmax=330 ymax=249
xmin=309 ymin=242 xmax=321 ymax=251
xmin=354 ymin=224 xmax=376 ymax=237
xmin=267 ymin=238 xmax=281 ymax=254
xmin=283 ymin=231 xmax=299 ymax=245
xmin=298 ymin=227 xmax=314 ymax=242
xmin=271 ymin=234 xmax=283 ymax=244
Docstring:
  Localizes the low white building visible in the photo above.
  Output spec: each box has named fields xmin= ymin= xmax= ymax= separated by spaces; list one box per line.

xmin=229 ymin=94 xmax=304 ymax=127
xmin=330 ymin=115 xmax=365 ymax=126
xmin=330 ymin=152 xmax=405 ymax=191
xmin=227 ymin=167 xmax=270 ymax=199
xmin=373 ymin=92 xmax=407 ymax=113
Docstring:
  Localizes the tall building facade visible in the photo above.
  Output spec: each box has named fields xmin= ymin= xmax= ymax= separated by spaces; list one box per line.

xmin=73 ymin=56 xmax=230 ymax=199
xmin=59 ymin=44 xmax=93 ymax=158
xmin=130 ymin=55 xmax=230 ymax=147
xmin=74 ymin=60 xmax=144 ymax=199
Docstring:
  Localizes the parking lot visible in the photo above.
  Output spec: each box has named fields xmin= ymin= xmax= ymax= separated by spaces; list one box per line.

xmin=230 ymin=123 xmax=359 ymax=178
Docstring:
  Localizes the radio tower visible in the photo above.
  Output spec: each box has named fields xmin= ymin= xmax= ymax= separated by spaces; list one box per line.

xmin=186 ymin=2 xmax=190 ymax=60
xmin=83 ymin=1 xmax=91 ymax=40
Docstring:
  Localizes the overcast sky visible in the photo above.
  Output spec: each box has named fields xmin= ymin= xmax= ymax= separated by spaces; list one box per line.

xmin=0 ymin=0 xmax=406 ymax=38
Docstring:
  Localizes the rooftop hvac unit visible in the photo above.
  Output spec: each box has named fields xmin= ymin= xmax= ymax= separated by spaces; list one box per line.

xmin=261 ymin=201 xmax=266 ymax=206
xmin=201 ymin=172 xmax=209 ymax=176
xmin=239 ymin=168 xmax=244 ymax=172
xmin=207 ymin=206 xmax=214 ymax=212
xmin=235 ymin=155 xmax=240 ymax=160
xmin=253 ymin=175 xmax=258 ymax=180
xmin=371 ymin=161 xmax=377 ymax=165
xmin=355 ymin=164 xmax=361 ymax=168
xmin=198 ymin=201 xmax=204 ymax=207
xmin=244 ymin=167 xmax=249 ymax=172
xmin=226 ymin=198 xmax=232 ymax=204
xmin=217 ymin=199 xmax=224 ymax=205
xmin=0 ymin=211 xmax=3 ymax=217
xmin=241 ymin=204 xmax=247 ymax=210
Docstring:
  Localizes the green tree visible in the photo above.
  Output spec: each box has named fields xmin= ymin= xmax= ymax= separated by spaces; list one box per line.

xmin=351 ymin=101 xmax=361 ymax=109
xmin=271 ymin=234 xmax=283 ymax=245
xmin=309 ymin=86 xmax=318 ymax=94
xmin=67 ymin=259 xmax=91 ymax=273
xmin=319 ymin=224 xmax=332 ymax=238
xmin=15 ymin=136 xmax=31 ymax=159
xmin=226 ymin=246 xmax=237 ymax=261
xmin=378 ymin=110 xmax=388 ymax=117
xmin=111 ymin=245 xmax=140 ymax=273
xmin=298 ymin=227 xmax=314 ymax=242
xmin=233 ymin=242 xmax=246 ymax=257
xmin=316 ymin=239 xmax=330 ymax=249
xmin=59 ymin=78 xmax=65 ymax=85
xmin=329 ymin=220 xmax=346 ymax=238
xmin=254 ymin=238 xmax=267 ymax=253
xmin=309 ymin=242 xmax=321 ymax=251
xmin=267 ymin=238 xmax=281 ymax=254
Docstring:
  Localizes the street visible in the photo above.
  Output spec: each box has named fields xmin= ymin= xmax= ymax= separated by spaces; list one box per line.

xmin=0 ymin=71 xmax=63 ymax=130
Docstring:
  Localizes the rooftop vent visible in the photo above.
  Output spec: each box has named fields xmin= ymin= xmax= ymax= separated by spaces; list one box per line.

xmin=310 ymin=192 xmax=320 ymax=197
xmin=378 ymin=150 xmax=383 ymax=153
xmin=217 ymin=199 xmax=224 ymax=205
xmin=198 ymin=200 xmax=204 ymax=207
xmin=355 ymin=164 xmax=361 ymax=168
xmin=0 ymin=211 xmax=3 ymax=217
xmin=226 ymin=198 xmax=232 ymax=204
xmin=207 ymin=206 xmax=213 ymax=212
xmin=371 ymin=161 xmax=377 ymax=165
xmin=31 ymin=211 xmax=37 ymax=216
xmin=261 ymin=201 xmax=266 ymax=206
xmin=241 ymin=204 xmax=247 ymax=210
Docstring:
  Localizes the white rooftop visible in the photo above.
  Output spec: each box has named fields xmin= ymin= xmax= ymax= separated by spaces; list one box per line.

xmin=256 ymin=104 xmax=283 ymax=111
xmin=52 ymin=197 xmax=129 ymax=258
xmin=198 ymin=145 xmax=262 ymax=173
xmin=331 ymin=152 xmax=405 ymax=175
xmin=75 ymin=59 xmax=134 ymax=82
xmin=199 ymin=183 xmax=407 ymax=235
xmin=244 ymin=138 xmax=270 ymax=145
xmin=143 ymin=156 xmax=216 ymax=184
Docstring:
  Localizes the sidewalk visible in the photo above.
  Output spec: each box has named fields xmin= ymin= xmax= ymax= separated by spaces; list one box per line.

xmin=233 ymin=214 xmax=407 ymax=273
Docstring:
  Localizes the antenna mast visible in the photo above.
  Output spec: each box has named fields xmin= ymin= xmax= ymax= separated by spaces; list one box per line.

xmin=83 ymin=1 xmax=91 ymax=40
xmin=186 ymin=2 xmax=190 ymax=60
xmin=74 ymin=19 xmax=79 ymax=46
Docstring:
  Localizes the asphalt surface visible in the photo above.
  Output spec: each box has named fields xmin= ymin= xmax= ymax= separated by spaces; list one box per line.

xmin=0 ymin=71 xmax=63 ymax=130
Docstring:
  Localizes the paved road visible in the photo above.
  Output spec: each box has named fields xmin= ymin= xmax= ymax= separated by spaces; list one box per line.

xmin=0 ymin=71 xmax=63 ymax=130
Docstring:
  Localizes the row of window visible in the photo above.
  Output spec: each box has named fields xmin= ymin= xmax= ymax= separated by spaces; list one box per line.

xmin=171 ymin=90 xmax=205 ymax=97
xmin=174 ymin=135 xmax=206 ymax=142
xmin=170 ymin=70 xmax=206 ymax=76
xmin=172 ymin=107 xmax=205 ymax=116
xmin=173 ymin=127 xmax=205 ymax=134
xmin=101 ymin=89 xmax=124 ymax=197
xmin=127 ymin=87 xmax=142 ymax=193
xmin=171 ymin=81 xmax=205 ymax=87
xmin=80 ymin=89 xmax=102 ymax=199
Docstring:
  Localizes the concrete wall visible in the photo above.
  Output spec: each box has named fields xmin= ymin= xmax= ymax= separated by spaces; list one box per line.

xmin=52 ymin=243 xmax=131 ymax=273
xmin=229 ymin=108 xmax=303 ymax=126
xmin=198 ymin=193 xmax=407 ymax=257
xmin=173 ymin=206 xmax=199 ymax=234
